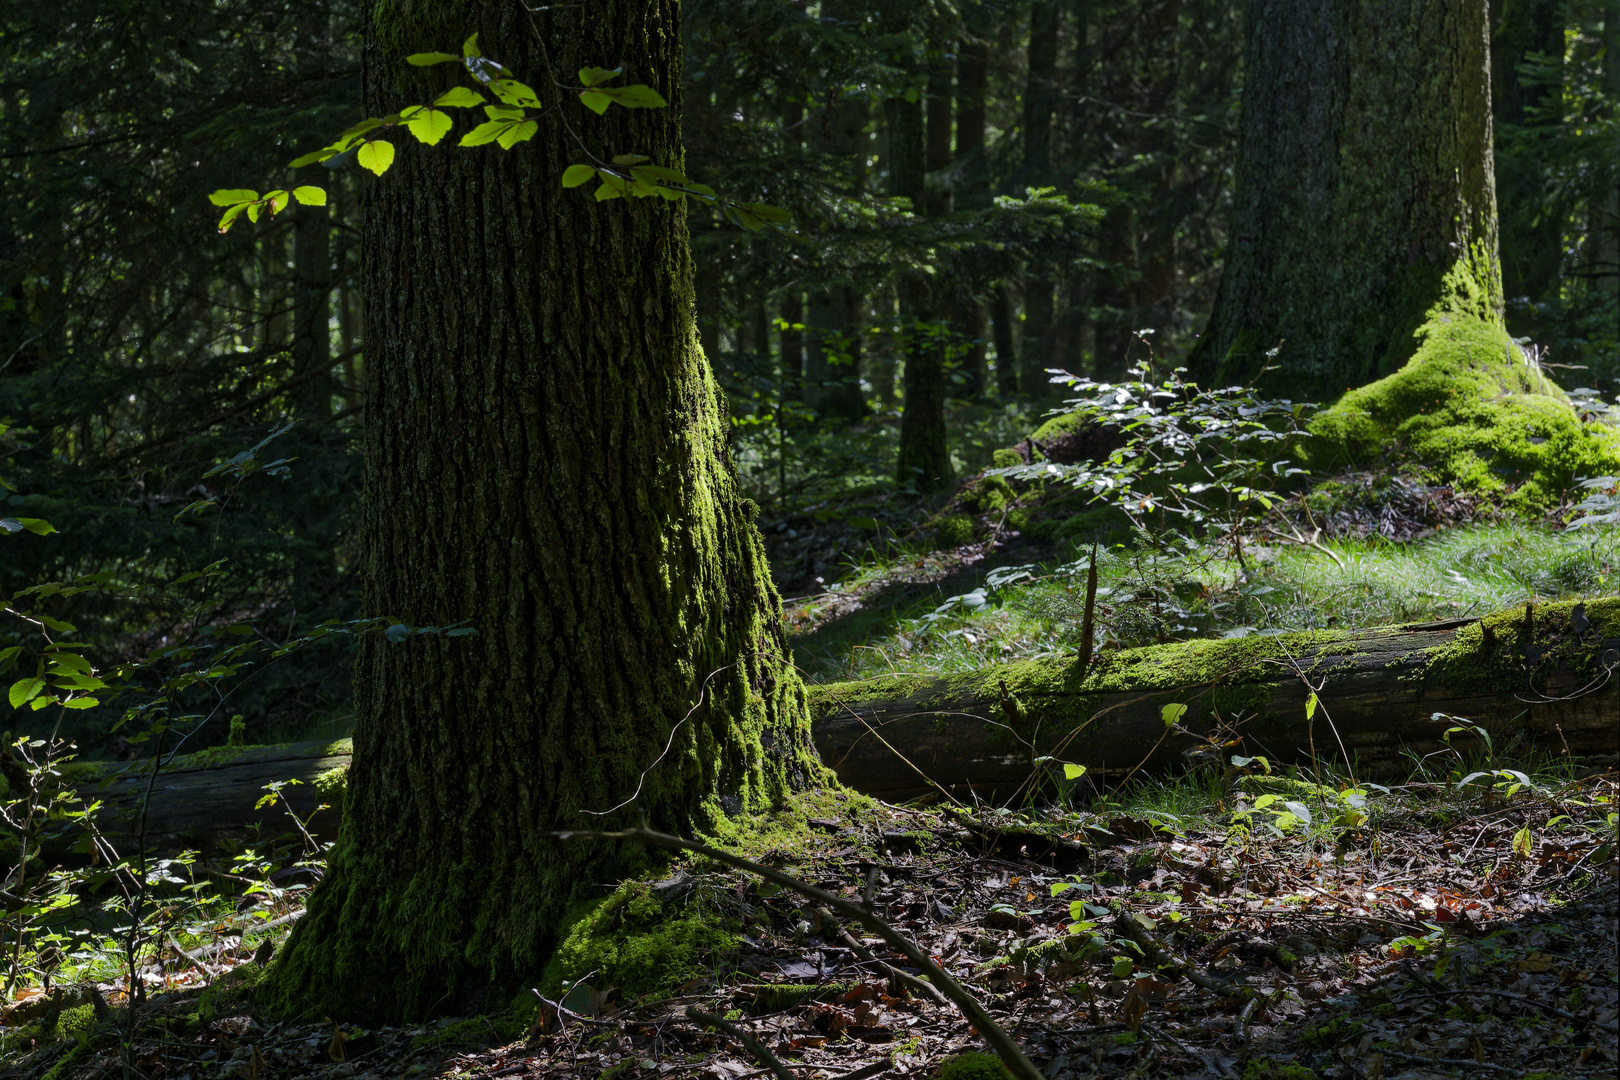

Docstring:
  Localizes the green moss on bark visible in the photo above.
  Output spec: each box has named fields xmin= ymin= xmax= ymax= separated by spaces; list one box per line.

xmin=1307 ymin=316 xmax=1620 ymax=509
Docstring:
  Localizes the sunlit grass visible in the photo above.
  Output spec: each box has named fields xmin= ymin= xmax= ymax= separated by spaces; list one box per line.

xmin=788 ymin=521 xmax=1618 ymax=682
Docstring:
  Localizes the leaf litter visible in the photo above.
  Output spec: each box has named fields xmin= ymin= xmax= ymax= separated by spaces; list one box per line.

xmin=2 ymin=773 xmax=1615 ymax=1080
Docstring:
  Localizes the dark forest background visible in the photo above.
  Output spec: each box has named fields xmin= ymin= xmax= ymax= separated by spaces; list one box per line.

xmin=3 ymin=0 xmax=1617 ymax=750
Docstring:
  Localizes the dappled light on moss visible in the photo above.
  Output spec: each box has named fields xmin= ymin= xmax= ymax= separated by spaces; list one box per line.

xmin=1308 ymin=316 xmax=1620 ymax=510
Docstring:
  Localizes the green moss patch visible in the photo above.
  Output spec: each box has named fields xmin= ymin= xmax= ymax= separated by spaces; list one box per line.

xmin=1307 ymin=316 xmax=1620 ymax=511
xmin=540 ymin=880 xmax=738 ymax=999
xmin=937 ymin=1051 xmax=1013 ymax=1080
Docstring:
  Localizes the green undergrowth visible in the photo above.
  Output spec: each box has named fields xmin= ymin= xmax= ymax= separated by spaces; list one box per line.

xmin=1306 ymin=316 xmax=1620 ymax=510
xmin=788 ymin=521 xmax=1618 ymax=682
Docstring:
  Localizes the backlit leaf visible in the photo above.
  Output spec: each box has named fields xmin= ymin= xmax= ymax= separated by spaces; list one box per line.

xmin=357 ymin=140 xmax=395 ymax=176
xmin=579 ymin=90 xmax=612 ymax=115
xmin=1063 ymin=763 xmax=1086 ymax=780
xmin=405 ymin=107 xmax=454 ymax=145
xmin=407 ymin=51 xmax=460 ymax=66
xmin=208 ymin=189 xmax=258 ymax=206
xmin=462 ymin=34 xmax=481 ymax=57
xmin=432 ymin=86 xmax=484 ymax=108
xmin=495 ymin=120 xmax=538 ymax=149
xmin=218 ymin=204 xmax=250 ymax=232
xmin=1161 ymin=702 xmax=1188 ymax=726
xmin=561 ymin=164 xmax=597 ymax=188
xmin=292 ymin=186 xmax=327 ymax=205
xmin=61 ymin=697 xmax=99 ymax=710
xmin=8 ymin=677 xmax=45 ymax=709
xmin=490 ymin=80 xmax=539 ymax=107
xmin=459 ymin=121 xmax=504 ymax=147
xmin=267 ymin=190 xmax=291 ymax=214
xmin=578 ymin=66 xmax=620 ymax=86
xmin=1305 ymin=691 xmax=1319 ymax=721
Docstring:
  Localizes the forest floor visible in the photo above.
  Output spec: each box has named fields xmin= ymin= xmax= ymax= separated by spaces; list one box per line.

xmin=3 ymin=769 xmax=1615 ymax=1080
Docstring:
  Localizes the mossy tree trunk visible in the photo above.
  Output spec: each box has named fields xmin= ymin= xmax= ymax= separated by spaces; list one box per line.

xmin=266 ymin=0 xmax=823 ymax=1023
xmin=1191 ymin=0 xmax=1503 ymax=399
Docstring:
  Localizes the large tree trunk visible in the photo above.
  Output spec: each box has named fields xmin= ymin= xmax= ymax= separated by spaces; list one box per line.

xmin=1191 ymin=0 xmax=1502 ymax=398
xmin=265 ymin=0 xmax=822 ymax=1022
xmin=97 ymin=599 xmax=1619 ymax=848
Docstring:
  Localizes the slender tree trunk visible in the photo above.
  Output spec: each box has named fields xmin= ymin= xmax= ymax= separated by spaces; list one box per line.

xmin=992 ymin=284 xmax=1019 ymax=395
xmin=956 ymin=38 xmax=990 ymax=398
xmin=1491 ymin=0 xmax=1565 ymax=316
xmin=1191 ymin=0 xmax=1502 ymax=398
xmin=1020 ymin=2 xmax=1061 ymax=398
xmin=267 ymin=0 xmax=822 ymax=1022
xmin=891 ymin=91 xmax=953 ymax=492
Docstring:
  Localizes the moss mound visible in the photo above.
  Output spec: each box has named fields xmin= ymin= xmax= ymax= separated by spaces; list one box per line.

xmin=937 ymin=1052 xmax=1013 ymax=1080
xmin=1307 ymin=316 xmax=1620 ymax=510
xmin=541 ymin=880 xmax=737 ymax=998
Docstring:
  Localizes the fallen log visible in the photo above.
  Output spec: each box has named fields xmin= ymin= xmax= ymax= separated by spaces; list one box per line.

xmin=809 ymin=596 xmax=1619 ymax=801
xmin=62 ymin=598 xmax=1618 ymax=849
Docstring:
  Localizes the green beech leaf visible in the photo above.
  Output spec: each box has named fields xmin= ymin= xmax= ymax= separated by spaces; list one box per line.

xmin=561 ymin=164 xmax=597 ymax=188
xmin=578 ymin=66 xmax=621 ymax=87
xmin=13 ymin=518 xmax=56 ymax=536
xmin=1305 ymin=692 xmax=1319 ymax=721
xmin=1063 ymin=763 xmax=1087 ymax=780
xmin=407 ymin=51 xmax=460 ymax=66
xmin=405 ymin=107 xmax=454 ymax=145
xmin=334 ymin=118 xmax=383 ymax=143
xmin=267 ymin=190 xmax=291 ymax=214
xmin=495 ymin=120 xmax=538 ymax=149
xmin=246 ymin=202 xmax=264 ymax=223
xmin=208 ymin=189 xmax=258 ymax=206
xmin=593 ymin=181 xmax=625 ymax=201
xmin=289 ymin=147 xmax=338 ymax=168
xmin=490 ymin=80 xmax=539 ymax=107
xmin=611 ymin=153 xmax=650 ymax=166
xmin=357 ymin=140 xmax=396 ymax=176
xmin=1162 ymin=702 xmax=1188 ymax=727
xmin=433 ymin=87 xmax=484 ymax=108
xmin=459 ymin=122 xmax=504 ymax=147
xmin=608 ymin=84 xmax=668 ymax=109
xmin=292 ymin=186 xmax=327 ymax=205
xmin=579 ymin=90 xmax=612 ymax=115
xmin=61 ymin=697 xmax=100 ymax=710
xmin=38 ymin=615 xmax=76 ymax=633
xmin=462 ymin=34 xmax=481 ymax=57
xmin=483 ymin=105 xmax=526 ymax=120
xmin=218 ymin=204 xmax=250 ymax=233
xmin=8 ymin=677 xmax=45 ymax=709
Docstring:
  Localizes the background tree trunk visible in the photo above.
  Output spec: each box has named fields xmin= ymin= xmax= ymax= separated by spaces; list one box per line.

xmin=267 ymin=0 xmax=821 ymax=1022
xmin=1191 ymin=0 xmax=1502 ymax=398
xmin=892 ymin=89 xmax=953 ymax=492
xmin=1019 ymin=1 xmax=1061 ymax=398
xmin=1491 ymin=0 xmax=1566 ymax=315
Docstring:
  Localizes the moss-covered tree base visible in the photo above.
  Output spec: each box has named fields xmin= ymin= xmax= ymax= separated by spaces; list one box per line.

xmin=1306 ymin=316 xmax=1620 ymax=510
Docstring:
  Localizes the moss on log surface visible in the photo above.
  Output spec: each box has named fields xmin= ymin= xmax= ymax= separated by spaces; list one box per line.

xmin=808 ymin=597 xmax=1619 ymax=799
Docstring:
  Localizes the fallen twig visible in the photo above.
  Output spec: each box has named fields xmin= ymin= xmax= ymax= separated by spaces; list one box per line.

xmin=814 ymin=905 xmax=949 ymax=1005
xmin=687 ymin=1008 xmax=797 ymax=1080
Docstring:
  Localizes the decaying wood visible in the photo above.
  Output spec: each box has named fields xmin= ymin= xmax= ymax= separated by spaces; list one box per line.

xmin=67 ymin=601 xmax=1618 ymax=848
xmin=811 ymin=602 xmax=1619 ymax=801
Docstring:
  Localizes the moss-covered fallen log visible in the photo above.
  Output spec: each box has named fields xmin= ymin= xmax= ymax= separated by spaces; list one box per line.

xmin=62 ymin=599 xmax=1617 ymax=849
xmin=808 ymin=597 xmax=1619 ymax=800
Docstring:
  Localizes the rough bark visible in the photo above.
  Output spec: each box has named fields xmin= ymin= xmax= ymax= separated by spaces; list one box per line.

xmin=1191 ymin=0 xmax=1503 ymax=398
xmin=265 ymin=0 xmax=822 ymax=1022
xmin=96 ymin=600 xmax=1619 ymax=843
